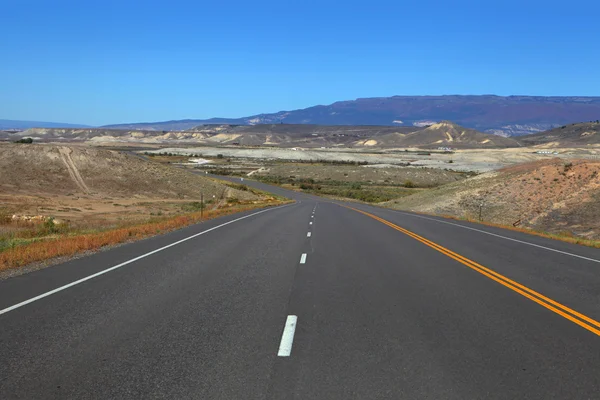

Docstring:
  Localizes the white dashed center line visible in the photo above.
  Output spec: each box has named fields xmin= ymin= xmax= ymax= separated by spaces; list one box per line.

xmin=309 ymin=221 xmax=313 ymax=225
xmin=307 ymin=232 xmax=311 ymax=237
xmin=277 ymin=315 xmax=298 ymax=357
xmin=300 ymin=253 xmax=307 ymax=264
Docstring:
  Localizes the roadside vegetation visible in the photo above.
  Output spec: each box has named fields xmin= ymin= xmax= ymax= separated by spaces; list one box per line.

xmin=0 ymin=144 xmax=292 ymax=273
xmin=14 ymin=137 xmax=34 ymax=144
xmin=0 ymin=198 xmax=289 ymax=272
xmin=188 ymin=159 xmax=468 ymax=204
xmin=254 ymin=175 xmax=419 ymax=203
xmin=384 ymin=159 xmax=600 ymax=243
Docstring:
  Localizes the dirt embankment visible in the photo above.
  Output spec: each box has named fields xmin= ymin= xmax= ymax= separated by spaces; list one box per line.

xmin=385 ymin=158 xmax=600 ymax=239
xmin=0 ymin=144 xmax=257 ymax=199
xmin=0 ymin=143 xmax=259 ymax=225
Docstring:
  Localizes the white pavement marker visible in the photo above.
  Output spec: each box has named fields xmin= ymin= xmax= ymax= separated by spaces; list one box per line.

xmin=277 ymin=315 xmax=298 ymax=357
xmin=300 ymin=253 xmax=307 ymax=264
xmin=307 ymin=232 xmax=311 ymax=237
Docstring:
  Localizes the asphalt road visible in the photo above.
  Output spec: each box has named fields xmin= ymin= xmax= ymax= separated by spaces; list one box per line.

xmin=2 ymin=177 xmax=600 ymax=399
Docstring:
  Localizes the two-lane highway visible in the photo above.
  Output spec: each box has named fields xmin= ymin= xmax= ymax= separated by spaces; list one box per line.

xmin=1 ymin=202 xmax=311 ymax=399
xmin=2 ymin=177 xmax=600 ymax=399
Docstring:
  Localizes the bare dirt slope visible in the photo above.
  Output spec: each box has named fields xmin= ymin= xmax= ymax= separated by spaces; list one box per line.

xmin=8 ymin=128 xmax=214 ymax=143
xmin=10 ymin=122 xmax=518 ymax=149
xmin=196 ymin=124 xmax=419 ymax=147
xmin=0 ymin=143 xmax=256 ymax=200
xmin=385 ymin=158 xmax=600 ymax=239
xmin=380 ymin=121 xmax=519 ymax=148
xmin=0 ymin=144 xmax=259 ymax=226
xmin=519 ymin=122 xmax=600 ymax=147
xmin=12 ymin=124 xmax=422 ymax=148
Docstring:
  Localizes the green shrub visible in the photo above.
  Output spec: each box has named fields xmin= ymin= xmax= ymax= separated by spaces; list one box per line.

xmin=182 ymin=202 xmax=204 ymax=212
xmin=226 ymin=183 xmax=249 ymax=191
xmin=43 ymin=217 xmax=58 ymax=234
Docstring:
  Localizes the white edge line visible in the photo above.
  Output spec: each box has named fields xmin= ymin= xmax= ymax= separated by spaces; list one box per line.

xmin=307 ymin=232 xmax=311 ymax=237
xmin=300 ymin=253 xmax=307 ymax=264
xmin=277 ymin=315 xmax=298 ymax=356
xmin=393 ymin=211 xmax=600 ymax=264
xmin=0 ymin=203 xmax=293 ymax=316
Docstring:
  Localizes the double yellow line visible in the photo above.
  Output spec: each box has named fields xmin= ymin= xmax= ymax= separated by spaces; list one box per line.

xmin=346 ymin=205 xmax=600 ymax=337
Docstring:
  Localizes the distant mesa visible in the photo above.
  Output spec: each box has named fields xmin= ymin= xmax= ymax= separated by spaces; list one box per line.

xmin=0 ymin=119 xmax=90 ymax=130
xmin=97 ymin=95 xmax=600 ymax=137
xmin=5 ymin=95 xmax=600 ymax=139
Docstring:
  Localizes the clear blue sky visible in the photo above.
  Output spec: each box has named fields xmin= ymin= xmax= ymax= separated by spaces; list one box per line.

xmin=2 ymin=0 xmax=599 ymax=125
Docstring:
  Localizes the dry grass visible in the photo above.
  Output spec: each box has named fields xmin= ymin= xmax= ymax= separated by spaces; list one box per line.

xmin=386 ymin=158 xmax=600 ymax=240
xmin=0 ymin=200 xmax=290 ymax=272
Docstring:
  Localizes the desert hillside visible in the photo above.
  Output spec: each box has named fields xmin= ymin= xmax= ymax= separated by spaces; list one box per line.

xmin=385 ymin=158 xmax=600 ymax=239
xmin=2 ymin=128 xmax=214 ymax=144
xmin=352 ymin=122 xmax=520 ymax=148
xmin=399 ymin=122 xmax=519 ymax=148
xmin=6 ymin=122 xmax=520 ymax=149
xmin=2 ymin=125 xmax=420 ymax=148
xmin=519 ymin=121 xmax=600 ymax=147
xmin=0 ymin=143 xmax=254 ymax=200
xmin=0 ymin=143 xmax=261 ymax=227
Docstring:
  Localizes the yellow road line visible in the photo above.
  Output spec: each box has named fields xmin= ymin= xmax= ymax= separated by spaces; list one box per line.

xmin=345 ymin=205 xmax=600 ymax=337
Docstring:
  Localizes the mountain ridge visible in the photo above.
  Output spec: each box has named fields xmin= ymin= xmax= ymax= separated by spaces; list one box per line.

xmin=101 ymin=95 xmax=600 ymax=136
xmin=6 ymin=95 xmax=600 ymax=136
xmin=0 ymin=119 xmax=91 ymax=130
